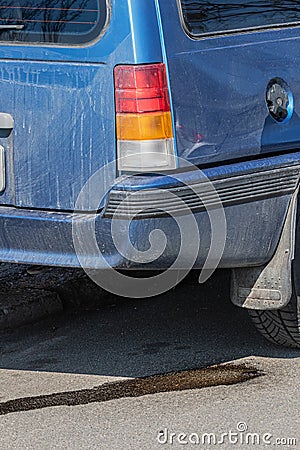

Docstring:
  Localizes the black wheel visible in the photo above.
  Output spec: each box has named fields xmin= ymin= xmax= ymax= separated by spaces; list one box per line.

xmin=248 ymin=293 xmax=300 ymax=348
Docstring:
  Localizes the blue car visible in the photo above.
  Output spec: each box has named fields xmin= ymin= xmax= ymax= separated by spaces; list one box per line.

xmin=0 ymin=0 xmax=300 ymax=347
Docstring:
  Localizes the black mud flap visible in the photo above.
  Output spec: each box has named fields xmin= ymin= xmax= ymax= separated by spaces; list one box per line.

xmin=292 ymin=194 xmax=300 ymax=299
xmin=231 ymin=188 xmax=299 ymax=310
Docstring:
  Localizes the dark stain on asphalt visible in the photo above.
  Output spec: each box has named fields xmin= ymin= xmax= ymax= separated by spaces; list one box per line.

xmin=142 ymin=342 xmax=170 ymax=355
xmin=0 ymin=364 xmax=262 ymax=416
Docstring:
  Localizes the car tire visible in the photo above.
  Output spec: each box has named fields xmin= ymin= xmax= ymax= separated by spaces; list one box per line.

xmin=248 ymin=293 xmax=300 ymax=348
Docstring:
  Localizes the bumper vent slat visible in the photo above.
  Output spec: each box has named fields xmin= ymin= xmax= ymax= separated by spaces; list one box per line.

xmin=104 ymin=165 xmax=300 ymax=220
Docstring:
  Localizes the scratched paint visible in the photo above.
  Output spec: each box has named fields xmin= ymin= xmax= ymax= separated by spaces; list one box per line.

xmin=0 ymin=62 xmax=116 ymax=211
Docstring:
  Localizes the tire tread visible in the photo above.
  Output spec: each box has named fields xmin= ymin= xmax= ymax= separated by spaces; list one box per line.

xmin=248 ymin=295 xmax=300 ymax=348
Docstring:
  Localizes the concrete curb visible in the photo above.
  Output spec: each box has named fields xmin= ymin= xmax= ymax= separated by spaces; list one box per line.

xmin=0 ymin=288 xmax=63 ymax=329
xmin=0 ymin=263 xmax=111 ymax=330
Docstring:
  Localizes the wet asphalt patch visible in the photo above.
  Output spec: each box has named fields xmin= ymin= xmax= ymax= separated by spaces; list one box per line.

xmin=0 ymin=364 xmax=262 ymax=416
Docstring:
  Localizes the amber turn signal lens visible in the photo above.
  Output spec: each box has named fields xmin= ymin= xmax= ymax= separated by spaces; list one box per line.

xmin=116 ymin=111 xmax=173 ymax=141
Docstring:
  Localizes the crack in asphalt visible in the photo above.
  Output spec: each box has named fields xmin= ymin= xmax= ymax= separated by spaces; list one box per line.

xmin=0 ymin=364 xmax=262 ymax=416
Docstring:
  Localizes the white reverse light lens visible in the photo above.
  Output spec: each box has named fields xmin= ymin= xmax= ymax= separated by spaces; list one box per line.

xmin=117 ymin=139 xmax=176 ymax=172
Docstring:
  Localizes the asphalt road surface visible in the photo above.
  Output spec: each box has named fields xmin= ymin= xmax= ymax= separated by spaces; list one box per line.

xmin=0 ymin=269 xmax=299 ymax=449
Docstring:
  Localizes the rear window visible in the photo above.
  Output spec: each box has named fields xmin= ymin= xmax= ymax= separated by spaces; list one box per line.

xmin=0 ymin=0 xmax=107 ymax=45
xmin=179 ymin=0 xmax=300 ymax=37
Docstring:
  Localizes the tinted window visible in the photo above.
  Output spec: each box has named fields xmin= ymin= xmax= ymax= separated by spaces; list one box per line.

xmin=0 ymin=0 xmax=107 ymax=45
xmin=180 ymin=0 xmax=300 ymax=37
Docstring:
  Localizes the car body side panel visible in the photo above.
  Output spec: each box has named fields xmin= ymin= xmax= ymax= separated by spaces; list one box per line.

xmin=157 ymin=0 xmax=300 ymax=166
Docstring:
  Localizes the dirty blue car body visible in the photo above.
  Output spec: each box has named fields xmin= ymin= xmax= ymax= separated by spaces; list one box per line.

xmin=0 ymin=0 xmax=299 ymax=271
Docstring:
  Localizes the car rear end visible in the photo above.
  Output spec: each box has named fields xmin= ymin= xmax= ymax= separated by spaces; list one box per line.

xmin=0 ymin=0 xmax=299 ymax=277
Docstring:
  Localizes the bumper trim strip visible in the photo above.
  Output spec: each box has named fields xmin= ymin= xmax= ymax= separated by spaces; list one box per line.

xmin=104 ymin=165 xmax=300 ymax=219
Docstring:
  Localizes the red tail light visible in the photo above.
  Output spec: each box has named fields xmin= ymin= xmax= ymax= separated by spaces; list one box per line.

xmin=114 ymin=63 xmax=171 ymax=114
xmin=114 ymin=63 xmax=176 ymax=172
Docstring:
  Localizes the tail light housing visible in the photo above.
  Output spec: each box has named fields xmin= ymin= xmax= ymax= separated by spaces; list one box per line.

xmin=114 ymin=63 xmax=176 ymax=172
